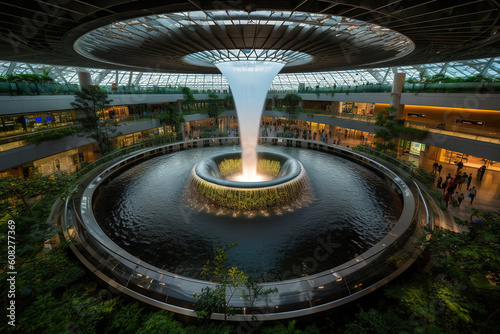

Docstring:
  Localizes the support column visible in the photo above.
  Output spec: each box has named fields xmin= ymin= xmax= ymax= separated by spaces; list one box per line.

xmin=390 ymin=70 xmax=406 ymax=118
xmin=77 ymin=69 xmax=93 ymax=87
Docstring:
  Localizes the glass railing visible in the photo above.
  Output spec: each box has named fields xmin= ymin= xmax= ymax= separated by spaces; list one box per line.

xmin=269 ymin=110 xmax=500 ymax=144
xmin=0 ymin=82 xmax=80 ymax=95
xmin=405 ymin=120 xmax=500 ymax=144
xmin=3 ymin=81 xmax=500 ymax=97
xmin=0 ymin=82 xmax=226 ymax=96
xmin=0 ymin=114 xmax=161 ymax=152
xmin=299 ymin=109 xmax=377 ymax=122
xmin=298 ymin=82 xmax=500 ymax=94
xmin=61 ymin=138 xmax=429 ymax=320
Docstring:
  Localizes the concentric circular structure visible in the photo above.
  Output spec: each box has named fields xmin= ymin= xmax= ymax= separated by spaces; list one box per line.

xmin=183 ymin=49 xmax=313 ymax=67
xmin=60 ymin=139 xmax=430 ymax=321
xmin=73 ymin=10 xmax=414 ymax=73
xmin=188 ymin=151 xmax=309 ymax=210
xmin=2 ymin=1 xmax=499 ymax=71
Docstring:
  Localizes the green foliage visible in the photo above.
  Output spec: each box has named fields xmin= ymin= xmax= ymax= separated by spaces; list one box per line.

xmin=218 ymin=158 xmax=242 ymax=177
xmin=196 ymin=177 xmax=305 ymax=211
xmin=418 ymin=210 xmax=500 ymax=288
xmin=181 ymin=86 xmax=196 ymax=113
xmin=384 ymin=277 xmax=480 ymax=333
xmin=18 ymin=285 xmax=117 ymax=334
xmin=137 ymin=311 xmax=185 ymax=334
xmin=257 ymin=159 xmax=281 ymax=177
xmin=71 ymin=86 xmax=118 ymax=155
xmin=407 ymin=74 xmax=494 ymax=84
xmin=24 ymin=126 xmax=82 ymax=145
xmin=193 ymin=285 xmax=226 ymax=323
xmin=376 ymin=210 xmax=500 ymax=333
xmin=374 ymin=106 xmax=427 ymax=153
xmin=157 ymin=103 xmax=184 ymax=139
xmin=218 ymin=158 xmax=280 ymax=178
xmin=0 ymin=173 xmax=71 ymax=220
xmin=17 ymin=241 xmax=86 ymax=296
xmin=207 ymin=92 xmax=224 ymax=127
xmin=105 ymin=301 xmax=144 ymax=334
xmin=242 ymin=276 xmax=278 ymax=315
xmin=429 ymin=189 xmax=447 ymax=210
xmin=342 ymin=306 xmax=411 ymax=334
xmin=0 ymin=73 xmax=55 ymax=83
xmin=196 ymin=242 xmax=248 ymax=322
xmin=260 ymin=320 xmax=320 ymax=334
xmin=410 ymin=166 xmax=436 ymax=187
xmin=277 ymin=131 xmax=295 ymax=138
xmin=200 ymin=126 xmax=227 ymax=138
xmin=281 ymin=93 xmax=302 ymax=120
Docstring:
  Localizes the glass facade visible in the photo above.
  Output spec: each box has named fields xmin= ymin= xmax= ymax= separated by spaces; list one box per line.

xmin=1 ymin=57 xmax=498 ymax=92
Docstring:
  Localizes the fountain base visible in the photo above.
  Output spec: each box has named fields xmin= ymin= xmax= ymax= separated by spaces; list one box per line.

xmin=187 ymin=151 xmax=311 ymax=211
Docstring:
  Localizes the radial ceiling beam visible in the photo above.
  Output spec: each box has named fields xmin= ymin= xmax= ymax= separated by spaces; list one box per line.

xmin=5 ymin=62 xmax=16 ymax=75
xmin=366 ymin=68 xmax=385 ymax=83
xmin=439 ymin=62 xmax=450 ymax=75
xmin=381 ymin=67 xmax=392 ymax=84
xmin=94 ymin=69 xmax=111 ymax=85
xmin=479 ymin=57 xmax=496 ymax=76
xmin=53 ymin=66 xmax=69 ymax=84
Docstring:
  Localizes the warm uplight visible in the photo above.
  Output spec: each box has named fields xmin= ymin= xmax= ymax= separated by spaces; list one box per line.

xmin=226 ymin=173 xmax=274 ymax=182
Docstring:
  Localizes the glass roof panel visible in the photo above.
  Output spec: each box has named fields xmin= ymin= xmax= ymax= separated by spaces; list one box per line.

xmin=0 ymin=57 xmax=498 ymax=90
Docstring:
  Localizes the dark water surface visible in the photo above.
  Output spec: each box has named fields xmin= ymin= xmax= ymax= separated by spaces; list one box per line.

xmin=93 ymin=145 xmax=402 ymax=281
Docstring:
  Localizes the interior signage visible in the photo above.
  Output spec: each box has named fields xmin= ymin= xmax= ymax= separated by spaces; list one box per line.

xmin=408 ymin=113 xmax=426 ymax=118
xmin=456 ymin=119 xmax=484 ymax=126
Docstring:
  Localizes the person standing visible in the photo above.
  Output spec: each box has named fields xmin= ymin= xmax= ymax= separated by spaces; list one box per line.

xmin=436 ymin=175 xmax=443 ymax=189
xmin=468 ymin=186 xmax=477 ymax=204
xmin=458 ymin=193 xmax=465 ymax=207
xmin=459 ymin=173 xmax=467 ymax=190
xmin=438 ymin=164 xmax=443 ymax=174
xmin=479 ymin=165 xmax=486 ymax=181
xmin=456 ymin=160 xmax=464 ymax=173
xmin=432 ymin=162 xmax=439 ymax=173
xmin=467 ymin=173 xmax=473 ymax=190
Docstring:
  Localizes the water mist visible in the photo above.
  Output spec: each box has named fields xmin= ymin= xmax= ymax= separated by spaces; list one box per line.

xmin=216 ymin=61 xmax=284 ymax=181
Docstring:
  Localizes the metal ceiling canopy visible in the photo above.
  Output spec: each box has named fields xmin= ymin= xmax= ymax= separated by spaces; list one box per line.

xmin=73 ymin=10 xmax=413 ymax=71
xmin=0 ymin=1 xmax=499 ymax=73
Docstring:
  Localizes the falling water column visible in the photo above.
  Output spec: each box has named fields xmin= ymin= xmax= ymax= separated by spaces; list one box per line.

xmin=216 ymin=61 xmax=284 ymax=181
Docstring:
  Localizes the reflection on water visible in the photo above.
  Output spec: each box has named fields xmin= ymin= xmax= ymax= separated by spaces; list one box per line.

xmin=93 ymin=145 xmax=402 ymax=281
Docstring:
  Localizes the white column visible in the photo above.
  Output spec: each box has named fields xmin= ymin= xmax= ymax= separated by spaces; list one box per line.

xmin=390 ymin=71 xmax=406 ymax=118
xmin=77 ymin=68 xmax=93 ymax=87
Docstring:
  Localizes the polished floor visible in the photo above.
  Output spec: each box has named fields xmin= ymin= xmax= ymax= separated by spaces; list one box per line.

xmin=295 ymin=132 xmax=500 ymax=230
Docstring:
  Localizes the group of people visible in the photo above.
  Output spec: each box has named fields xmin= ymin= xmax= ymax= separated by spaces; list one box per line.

xmin=435 ymin=168 xmax=477 ymax=208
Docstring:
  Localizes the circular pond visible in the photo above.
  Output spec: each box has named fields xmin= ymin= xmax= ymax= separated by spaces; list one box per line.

xmin=92 ymin=145 xmax=403 ymax=281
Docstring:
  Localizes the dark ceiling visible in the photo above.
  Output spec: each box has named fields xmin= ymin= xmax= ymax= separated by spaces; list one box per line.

xmin=1 ymin=0 xmax=500 ymax=74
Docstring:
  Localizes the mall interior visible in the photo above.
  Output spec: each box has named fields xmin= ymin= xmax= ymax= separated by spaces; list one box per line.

xmin=1 ymin=0 xmax=500 ymax=327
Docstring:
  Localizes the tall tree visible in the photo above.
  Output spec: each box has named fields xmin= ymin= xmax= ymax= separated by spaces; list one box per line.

xmin=374 ymin=106 xmax=427 ymax=153
xmin=281 ymin=93 xmax=302 ymax=122
xmin=157 ymin=103 xmax=184 ymax=140
xmin=207 ymin=92 xmax=224 ymax=129
xmin=71 ymin=86 xmax=118 ymax=155
xmin=181 ymin=86 xmax=196 ymax=113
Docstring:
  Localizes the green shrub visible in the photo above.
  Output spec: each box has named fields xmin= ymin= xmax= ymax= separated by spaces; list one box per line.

xmin=24 ymin=127 xmax=82 ymax=145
